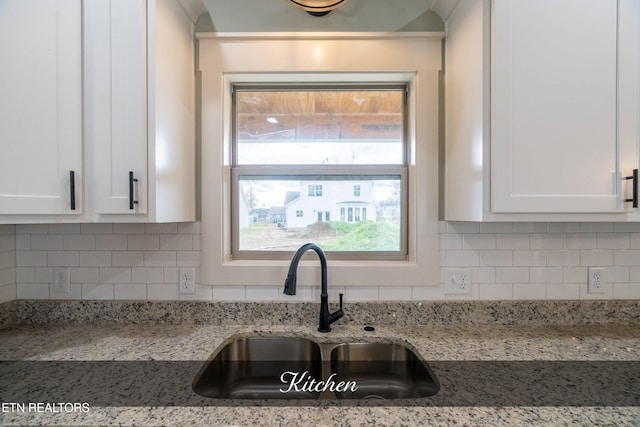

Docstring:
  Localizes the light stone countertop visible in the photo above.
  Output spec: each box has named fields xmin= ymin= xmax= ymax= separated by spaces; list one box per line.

xmin=1 ymin=321 xmax=639 ymax=426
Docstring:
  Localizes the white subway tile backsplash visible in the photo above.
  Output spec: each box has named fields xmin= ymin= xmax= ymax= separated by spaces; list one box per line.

xmin=614 ymin=250 xmax=640 ymax=266
xmin=17 ymin=283 xmax=49 ymax=299
xmin=529 ymin=267 xmax=563 ymax=284
xmin=30 ymin=235 xmax=63 ymax=251
xmin=128 ymin=235 xmax=160 ymax=251
xmin=496 ymin=234 xmax=530 ymax=249
xmin=0 ymin=283 xmax=16 ymax=303
xmin=580 ymin=222 xmax=614 ymax=233
xmin=79 ymin=251 xmax=112 ymax=267
xmin=48 ymin=223 xmax=81 ymax=234
xmin=99 ymin=268 xmax=132 ymax=284
xmin=546 ymin=283 xmax=580 ymax=300
xmin=530 ymin=233 xmax=563 ymax=250
xmin=463 ymin=234 xmax=496 ymax=250
xmin=160 ymin=234 xmax=193 ymax=250
xmin=80 ymin=224 xmax=113 ymax=234
xmin=112 ymin=251 xmax=144 ymax=267
xmin=478 ymin=283 xmax=512 ymax=300
xmin=378 ymin=286 xmax=413 ymax=301
xmin=479 ymin=250 xmax=513 ymax=267
xmin=146 ymin=283 xmax=179 ymax=300
xmin=63 ymin=235 xmax=96 ymax=250
xmin=82 ymin=283 xmax=114 ymax=300
xmin=177 ymin=251 xmax=199 ymax=267
xmin=496 ymin=267 xmax=529 ymax=284
xmin=212 ymin=286 xmax=246 ymax=301
xmin=71 ymin=267 xmax=100 ymax=284
xmin=47 ymin=251 xmax=79 ymax=267
xmin=345 ymin=286 xmax=379 ymax=301
xmin=144 ymin=251 xmax=176 ymax=267
xmin=4 ymin=220 xmax=640 ymax=303
xmin=131 ymin=267 xmax=164 ymax=284
xmin=513 ymin=283 xmax=546 ymax=300
xmin=49 ymin=283 xmax=81 ymax=300
xmin=16 ymin=251 xmax=46 ymax=267
xmin=613 ymin=283 xmax=640 ymax=299
xmin=580 ymin=250 xmax=614 ymax=266
xmin=564 ymin=233 xmax=597 ymax=249
xmin=479 ymin=223 xmax=514 ymax=233
xmin=145 ymin=223 xmax=178 ymax=234
xmin=95 ymin=235 xmax=128 ymax=250
xmin=446 ymin=250 xmax=479 ymax=266
xmin=513 ymin=250 xmax=546 ymax=266
xmin=114 ymin=283 xmax=147 ymax=300
xmin=597 ymin=233 xmax=630 ymax=249
xmin=546 ymin=250 xmax=580 ymax=267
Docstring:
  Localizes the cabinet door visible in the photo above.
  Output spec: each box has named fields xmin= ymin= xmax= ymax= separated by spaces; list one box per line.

xmin=491 ymin=0 xmax=622 ymax=213
xmin=85 ymin=0 xmax=148 ymax=214
xmin=0 ymin=0 xmax=82 ymax=215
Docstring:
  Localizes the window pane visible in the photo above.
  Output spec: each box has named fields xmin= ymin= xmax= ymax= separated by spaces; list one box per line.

xmin=236 ymin=177 xmax=401 ymax=252
xmin=235 ymin=89 xmax=404 ymax=165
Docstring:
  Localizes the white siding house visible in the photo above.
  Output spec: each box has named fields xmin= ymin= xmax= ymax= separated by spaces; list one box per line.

xmin=285 ymin=181 xmax=377 ymax=229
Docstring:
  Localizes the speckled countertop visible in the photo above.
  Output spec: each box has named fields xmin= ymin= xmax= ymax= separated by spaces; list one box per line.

xmin=0 ymin=301 xmax=639 ymax=426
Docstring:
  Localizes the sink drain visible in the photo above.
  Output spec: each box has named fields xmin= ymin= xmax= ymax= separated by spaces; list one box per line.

xmin=362 ymin=395 xmax=385 ymax=400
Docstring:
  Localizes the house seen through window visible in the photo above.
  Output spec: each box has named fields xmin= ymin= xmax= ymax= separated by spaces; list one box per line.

xmin=231 ymin=85 xmax=407 ymax=260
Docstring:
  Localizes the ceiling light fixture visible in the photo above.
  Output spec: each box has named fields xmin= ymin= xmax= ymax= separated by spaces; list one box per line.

xmin=286 ymin=0 xmax=349 ymax=17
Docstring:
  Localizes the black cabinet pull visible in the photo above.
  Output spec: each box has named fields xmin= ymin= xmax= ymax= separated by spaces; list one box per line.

xmin=69 ymin=170 xmax=76 ymax=211
xmin=624 ymin=169 xmax=638 ymax=208
xmin=129 ymin=171 xmax=139 ymax=210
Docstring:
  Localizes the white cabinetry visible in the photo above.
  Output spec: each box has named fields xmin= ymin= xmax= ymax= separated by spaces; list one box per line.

xmin=0 ymin=0 xmax=196 ymax=224
xmin=85 ymin=0 xmax=196 ymax=222
xmin=85 ymin=0 xmax=149 ymax=215
xmin=444 ymin=0 xmax=639 ymax=221
xmin=0 ymin=0 xmax=83 ymax=215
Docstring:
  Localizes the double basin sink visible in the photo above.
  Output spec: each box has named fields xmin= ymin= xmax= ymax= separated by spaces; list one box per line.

xmin=192 ymin=336 xmax=440 ymax=401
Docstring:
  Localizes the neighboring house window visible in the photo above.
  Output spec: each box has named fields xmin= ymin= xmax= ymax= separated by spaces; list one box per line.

xmin=231 ymin=84 xmax=408 ymax=261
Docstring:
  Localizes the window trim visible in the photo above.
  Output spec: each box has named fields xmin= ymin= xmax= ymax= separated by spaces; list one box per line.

xmin=198 ymin=34 xmax=442 ymax=288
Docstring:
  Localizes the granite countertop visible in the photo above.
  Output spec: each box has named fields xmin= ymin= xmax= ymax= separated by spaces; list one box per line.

xmin=1 ymin=320 xmax=639 ymax=426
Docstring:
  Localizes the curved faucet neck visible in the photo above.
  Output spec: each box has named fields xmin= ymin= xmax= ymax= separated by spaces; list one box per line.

xmin=285 ymin=243 xmax=327 ymax=295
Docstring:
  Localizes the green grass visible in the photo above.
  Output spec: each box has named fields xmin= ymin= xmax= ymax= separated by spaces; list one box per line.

xmin=322 ymin=220 xmax=400 ymax=251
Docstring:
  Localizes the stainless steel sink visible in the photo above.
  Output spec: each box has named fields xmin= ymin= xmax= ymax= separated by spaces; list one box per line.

xmin=192 ymin=337 xmax=323 ymax=399
xmin=192 ymin=336 xmax=439 ymax=401
xmin=330 ymin=342 xmax=440 ymax=399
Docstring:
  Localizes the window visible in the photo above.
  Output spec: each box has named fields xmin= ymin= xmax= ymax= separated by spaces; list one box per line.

xmin=199 ymin=35 xmax=441 ymax=288
xmin=231 ymin=85 xmax=407 ymax=260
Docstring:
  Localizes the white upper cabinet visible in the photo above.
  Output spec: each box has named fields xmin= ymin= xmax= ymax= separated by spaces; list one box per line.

xmin=444 ymin=0 xmax=639 ymax=221
xmin=85 ymin=0 xmax=196 ymax=222
xmin=0 ymin=0 xmax=83 ymax=215
xmin=85 ymin=0 xmax=149 ymax=215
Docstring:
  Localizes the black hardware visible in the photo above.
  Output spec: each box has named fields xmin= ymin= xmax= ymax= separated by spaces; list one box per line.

xmin=69 ymin=171 xmax=76 ymax=211
xmin=624 ymin=169 xmax=638 ymax=208
xmin=129 ymin=171 xmax=139 ymax=210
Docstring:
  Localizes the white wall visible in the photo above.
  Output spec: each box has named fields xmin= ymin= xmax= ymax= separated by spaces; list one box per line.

xmin=0 ymin=225 xmax=16 ymax=303
xmin=7 ymin=221 xmax=640 ymax=302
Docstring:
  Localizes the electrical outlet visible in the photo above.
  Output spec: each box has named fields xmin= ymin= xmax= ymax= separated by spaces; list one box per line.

xmin=587 ymin=267 xmax=607 ymax=294
xmin=179 ymin=268 xmax=196 ymax=295
xmin=52 ymin=268 xmax=70 ymax=293
xmin=444 ymin=269 xmax=472 ymax=295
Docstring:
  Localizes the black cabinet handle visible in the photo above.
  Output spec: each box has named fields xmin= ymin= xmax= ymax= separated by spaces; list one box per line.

xmin=129 ymin=171 xmax=139 ymax=210
xmin=624 ymin=169 xmax=638 ymax=208
xmin=69 ymin=171 xmax=76 ymax=211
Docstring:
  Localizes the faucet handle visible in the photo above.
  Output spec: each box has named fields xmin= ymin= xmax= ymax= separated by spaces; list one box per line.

xmin=338 ymin=293 xmax=343 ymax=309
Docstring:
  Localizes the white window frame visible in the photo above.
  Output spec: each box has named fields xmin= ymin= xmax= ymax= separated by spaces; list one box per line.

xmin=198 ymin=34 xmax=441 ymax=288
